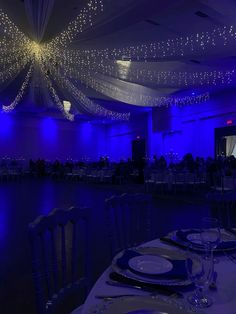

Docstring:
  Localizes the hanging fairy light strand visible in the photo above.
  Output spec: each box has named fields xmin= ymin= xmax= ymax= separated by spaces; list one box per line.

xmin=41 ymin=46 xmax=131 ymax=120
xmin=50 ymin=66 xmax=130 ymax=121
xmin=0 ymin=9 xmax=33 ymax=90
xmin=81 ymin=74 xmax=210 ymax=107
xmin=93 ymin=61 xmax=235 ymax=87
xmin=48 ymin=0 xmax=104 ymax=49
xmin=0 ymin=60 xmax=28 ymax=84
xmin=37 ymin=58 xmax=75 ymax=121
xmin=60 ymin=54 xmax=235 ymax=88
xmin=43 ymin=72 xmax=75 ymax=121
xmin=0 ymin=5 xmax=130 ymax=121
xmin=76 ymin=25 xmax=236 ymax=61
xmin=49 ymin=54 xmax=210 ymax=107
xmin=2 ymin=63 xmax=33 ymax=112
xmin=2 ymin=6 xmax=236 ymax=119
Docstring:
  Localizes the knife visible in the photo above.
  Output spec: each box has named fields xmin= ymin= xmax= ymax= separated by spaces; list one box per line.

xmin=95 ymin=294 xmax=144 ymax=299
xmin=109 ymin=272 xmax=184 ymax=298
xmin=159 ymin=237 xmax=187 ymax=250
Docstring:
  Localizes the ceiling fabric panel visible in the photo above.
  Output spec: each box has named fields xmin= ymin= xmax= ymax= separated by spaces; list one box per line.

xmin=71 ymin=0 xmax=181 ymax=48
xmin=24 ymin=0 xmax=55 ymax=42
xmin=82 ymin=73 xmax=209 ymax=107
xmin=1 ymin=0 xmax=236 ymax=121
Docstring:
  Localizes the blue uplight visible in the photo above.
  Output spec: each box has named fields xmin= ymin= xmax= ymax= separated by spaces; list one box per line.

xmin=0 ymin=113 xmax=13 ymax=139
xmin=41 ymin=117 xmax=57 ymax=142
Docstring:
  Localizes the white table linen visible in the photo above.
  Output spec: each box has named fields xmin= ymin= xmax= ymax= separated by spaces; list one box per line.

xmin=72 ymin=238 xmax=236 ymax=314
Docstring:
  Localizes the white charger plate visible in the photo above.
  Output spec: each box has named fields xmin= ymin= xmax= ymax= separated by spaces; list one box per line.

xmin=88 ymin=295 xmax=193 ymax=314
xmin=172 ymin=229 xmax=236 ymax=252
xmin=128 ymin=255 xmax=173 ymax=275
xmin=112 ymin=248 xmax=191 ymax=286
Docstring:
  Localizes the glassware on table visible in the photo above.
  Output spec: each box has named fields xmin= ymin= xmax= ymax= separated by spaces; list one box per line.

xmin=185 ymin=245 xmax=214 ymax=308
xmin=200 ymin=217 xmax=221 ymax=263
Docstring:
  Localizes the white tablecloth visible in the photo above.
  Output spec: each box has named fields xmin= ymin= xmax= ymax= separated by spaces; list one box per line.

xmin=73 ymin=239 xmax=236 ymax=314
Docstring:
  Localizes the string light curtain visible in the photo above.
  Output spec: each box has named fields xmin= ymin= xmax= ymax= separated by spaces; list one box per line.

xmin=1 ymin=1 xmax=236 ymax=121
xmin=0 ymin=2 xmax=130 ymax=120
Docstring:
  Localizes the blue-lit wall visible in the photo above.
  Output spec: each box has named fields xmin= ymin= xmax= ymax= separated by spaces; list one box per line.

xmin=0 ymin=115 xmax=106 ymax=161
xmin=1 ymin=90 xmax=235 ymax=162
xmin=105 ymin=115 xmax=148 ymax=161
xmin=148 ymin=89 xmax=236 ymax=160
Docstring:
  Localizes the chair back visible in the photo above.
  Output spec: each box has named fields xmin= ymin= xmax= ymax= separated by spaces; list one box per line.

xmin=29 ymin=206 xmax=91 ymax=314
xmin=105 ymin=193 xmax=153 ymax=259
xmin=208 ymin=192 xmax=236 ymax=228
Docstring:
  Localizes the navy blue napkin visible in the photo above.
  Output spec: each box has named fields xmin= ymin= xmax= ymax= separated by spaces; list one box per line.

xmin=176 ymin=229 xmax=236 ymax=250
xmin=116 ymin=249 xmax=187 ymax=280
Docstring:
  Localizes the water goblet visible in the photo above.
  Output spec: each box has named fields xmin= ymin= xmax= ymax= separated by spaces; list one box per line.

xmin=200 ymin=217 xmax=221 ymax=263
xmin=185 ymin=245 xmax=214 ymax=309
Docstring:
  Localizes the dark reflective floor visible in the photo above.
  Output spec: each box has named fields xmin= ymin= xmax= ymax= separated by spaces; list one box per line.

xmin=0 ymin=178 xmax=209 ymax=314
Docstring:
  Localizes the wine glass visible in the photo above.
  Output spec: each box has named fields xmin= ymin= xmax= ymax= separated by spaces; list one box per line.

xmin=185 ymin=245 xmax=214 ymax=308
xmin=200 ymin=217 xmax=221 ymax=263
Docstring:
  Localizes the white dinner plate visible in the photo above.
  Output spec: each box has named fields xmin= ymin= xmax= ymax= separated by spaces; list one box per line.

xmin=112 ymin=248 xmax=191 ymax=286
xmin=128 ymin=255 xmax=173 ymax=275
xmin=88 ymin=295 xmax=193 ymax=314
xmin=172 ymin=229 xmax=236 ymax=252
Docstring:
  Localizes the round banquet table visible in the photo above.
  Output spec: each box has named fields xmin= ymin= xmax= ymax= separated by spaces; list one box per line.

xmin=72 ymin=238 xmax=236 ymax=314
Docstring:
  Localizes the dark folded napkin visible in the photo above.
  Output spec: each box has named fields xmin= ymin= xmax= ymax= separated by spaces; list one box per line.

xmin=116 ymin=249 xmax=187 ymax=280
xmin=225 ymin=228 xmax=236 ymax=237
xmin=176 ymin=229 xmax=236 ymax=250
xmin=109 ymin=272 xmax=186 ymax=295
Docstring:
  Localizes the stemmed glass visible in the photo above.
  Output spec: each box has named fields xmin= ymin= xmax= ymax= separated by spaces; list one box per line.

xmin=200 ymin=217 xmax=221 ymax=263
xmin=185 ymin=245 xmax=214 ymax=308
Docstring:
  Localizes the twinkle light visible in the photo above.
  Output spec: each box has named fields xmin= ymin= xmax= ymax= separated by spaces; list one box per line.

xmin=1 ymin=5 xmax=235 ymax=120
xmin=53 ymin=49 xmax=234 ymax=91
xmin=0 ymin=60 xmax=28 ymax=84
xmin=90 ymin=61 xmax=235 ymax=87
xmin=30 ymin=42 xmax=43 ymax=60
xmin=0 ymin=9 xmax=32 ymax=93
xmin=2 ymin=63 xmax=33 ymax=112
xmin=0 ymin=4 xmax=131 ymax=121
xmin=79 ymin=24 xmax=236 ymax=60
xmin=52 ymin=70 xmax=130 ymax=120
xmin=48 ymin=0 xmax=104 ymax=48
xmin=81 ymin=74 xmax=210 ymax=107
xmin=43 ymin=71 xmax=74 ymax=121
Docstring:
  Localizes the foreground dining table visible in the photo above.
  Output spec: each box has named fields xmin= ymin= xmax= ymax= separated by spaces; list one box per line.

xmin=72 ymin=237 xmax=236 ymax=314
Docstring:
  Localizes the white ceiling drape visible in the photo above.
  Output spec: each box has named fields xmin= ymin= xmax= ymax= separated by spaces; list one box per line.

xmin=24 ymin=0 xmax=55 ymax=42
xmin=1 ymin=0 xmax=236 ymax=120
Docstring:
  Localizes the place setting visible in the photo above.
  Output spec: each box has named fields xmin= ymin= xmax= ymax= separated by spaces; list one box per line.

xmin=111 ymin=246 xmax=191 ymax=287
xmin=89 ymin=295 xmax=194 ymax=314
xmin=89 ymin=246 xmax=198 ymax=314
xmin=161 ymin=218 xmax=236 ymax=254
xmin=89 ymin=217 xmax=236 ymax=313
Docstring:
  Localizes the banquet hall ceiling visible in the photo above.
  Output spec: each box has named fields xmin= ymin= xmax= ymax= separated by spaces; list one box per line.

xmin=1 ymin=0 xmax=236 ymax=121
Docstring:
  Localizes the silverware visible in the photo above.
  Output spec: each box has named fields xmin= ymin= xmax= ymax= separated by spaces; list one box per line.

xmin=159 ymin=237 xmax=187 ymax=250
xmin=95 ymin=294 xmax=143 ymax=300
xmin=106 ymin=279 xmax=154 ymax=292
xmin=107 ymin=276 xmax=184 ymax=298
